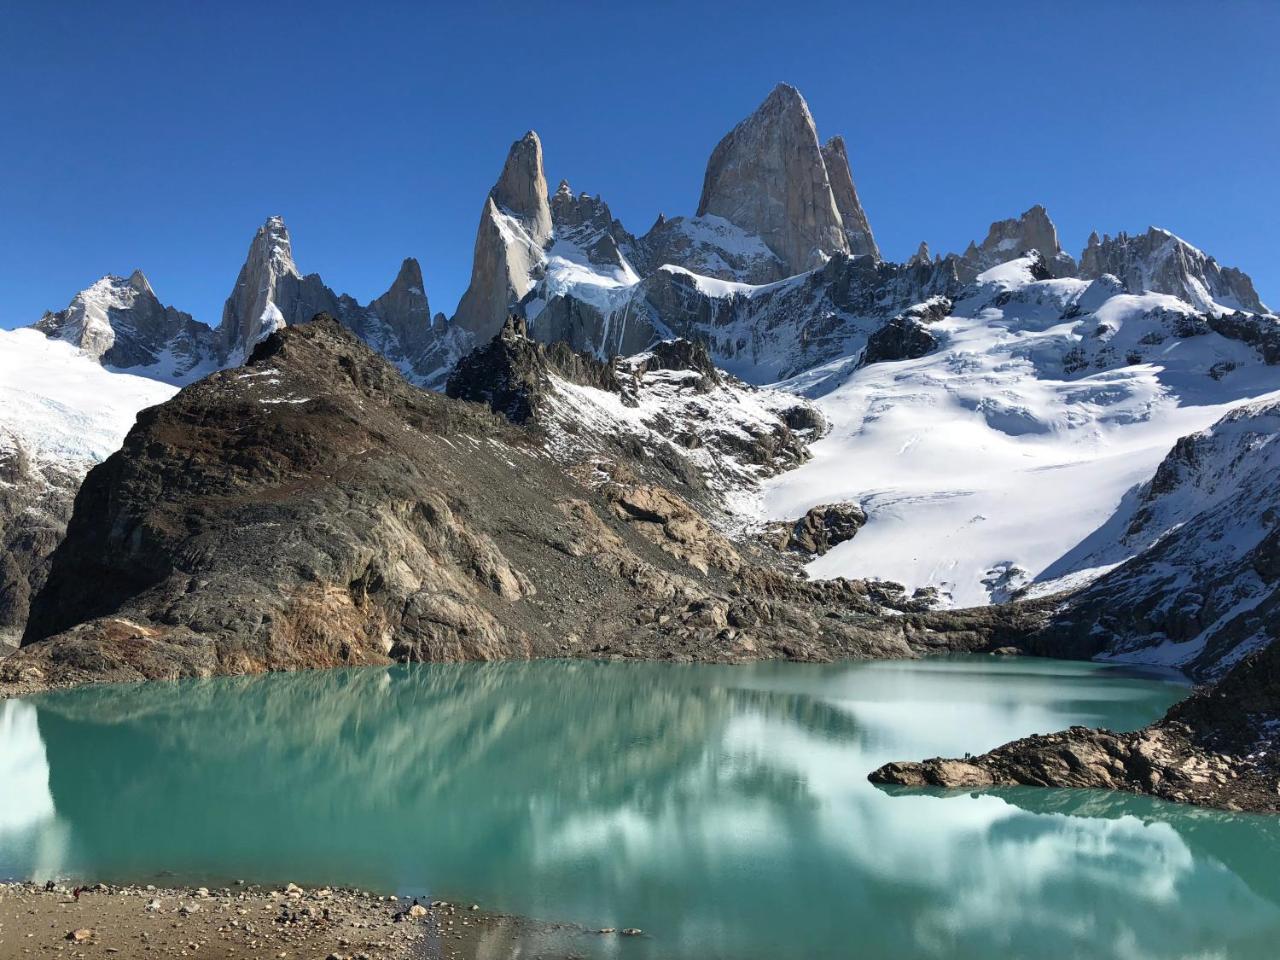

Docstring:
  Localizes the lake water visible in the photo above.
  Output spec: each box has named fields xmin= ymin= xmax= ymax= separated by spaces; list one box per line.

xmin=2 ymin=657 xmax=1278 ymax=959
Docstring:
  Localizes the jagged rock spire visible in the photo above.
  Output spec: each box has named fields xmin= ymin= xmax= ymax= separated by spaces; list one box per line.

xmin=217 ymin=216 xmax=326 ymax=364
xmin=821 ymin=136 xmax=879 ymax=260
xmin=491 ymin=131 xmax=552 ymax=246
xmin=960 ymin=205 xmax=1077 ymax=280
xmin=453 ymin=132 xmax=554 ymax=340
xmin=697 ymin=83 xmax=849 ymax=276
xmin=1079 ymin=226 xmax=1267 ymax=313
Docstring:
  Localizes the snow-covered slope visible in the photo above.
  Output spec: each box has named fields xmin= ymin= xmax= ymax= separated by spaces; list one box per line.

xmin=758 ymin=256 xmax=1280 ymax=607
xmin=1035 ymin=398 xmax=1280 ymax=680
xmin=0 ymin=328 xmax=178 ymax=466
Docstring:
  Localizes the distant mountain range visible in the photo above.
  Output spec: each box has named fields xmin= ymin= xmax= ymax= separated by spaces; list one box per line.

xmin=2 ymin=82 xmax=1278 ymax=688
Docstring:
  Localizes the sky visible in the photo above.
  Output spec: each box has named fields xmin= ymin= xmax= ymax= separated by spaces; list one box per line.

xmin=1 ymin=0 xmax=1277 ymax=330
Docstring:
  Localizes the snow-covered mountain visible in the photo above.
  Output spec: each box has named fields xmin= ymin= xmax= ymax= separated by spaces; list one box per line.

xmin=216 ymin=215 xmax=465 ymax=382
xmin=33 ymin=270 xmax=217 ymax=384
xmin=3 ymin=80 xmax=1277 ymax=681
xmin=1035 ymin=397 xmax=1280 ymax=679
xmin=759 ymin=254 xmax=1280 ymax=607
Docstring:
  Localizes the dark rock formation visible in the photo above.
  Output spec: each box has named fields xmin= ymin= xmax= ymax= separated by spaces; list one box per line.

xmin=766 ymin=503 xmax=866 ymax=556
xmin=445 ymin=315 xmax=619 ymax=424
xmin=870 ymin=640 xmax=1280 ymax=813
xmin=861 ymin=297 xmax=950 ymax=367
xmin=7 ymin=318 xmax=1045 ymax=688
xmin=0 ymin=444 xmax=77 ymax=644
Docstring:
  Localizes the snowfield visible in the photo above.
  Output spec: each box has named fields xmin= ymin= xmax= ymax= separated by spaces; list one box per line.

xmin=0 ymin=327 xmax=177 ymax=468
xmin=758 ymin=258 xmax=1280 ymax=606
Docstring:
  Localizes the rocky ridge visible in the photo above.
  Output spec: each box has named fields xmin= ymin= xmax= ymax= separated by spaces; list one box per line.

xmin=5 ymin=319 xmax=1044 ymax=689
xmin=1081 ymin=227 xmax=1268 ymax=314
xmin=446 ymin=317 xmax=826 ymax=511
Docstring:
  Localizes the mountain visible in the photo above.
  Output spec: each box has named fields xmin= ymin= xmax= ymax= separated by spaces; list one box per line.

xmin=444 ymin=316 xmax=825 ymax=512
xmin=8 ymin=319 xmax=1036 ymax=686
xmin=33 ymin=270 xmax=216 ymax=383
xmin=1031 ymin=397 xmax=1280 ymax=679
xmin=4 ymin=80 xmax=1279 ymax=695
xmin=696 ymin=83 xmax=850 ymax=276
xmin=216 ymin=215 xmax=458 ymax=383
xmin=1080 ymin=227 xmax=1268 ymax=314
xmin=452 ymin=83 xmax=901 ymax=370
xmin=821 ymin=136 xmax=879 ymax=260
xmin=452 ymin=132 xmax=555 ymax=341
xmin=760 ymin=253 xmax=1280 ymax=609
xmin=957 ymin=205 xmax=1076 ymax=280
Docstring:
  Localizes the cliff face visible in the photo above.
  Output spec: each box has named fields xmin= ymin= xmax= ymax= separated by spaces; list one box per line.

xmin=697 ymin=84 xmax=850 ymax=276
xmin=9 ymin=318 xmax=1041 ymax=687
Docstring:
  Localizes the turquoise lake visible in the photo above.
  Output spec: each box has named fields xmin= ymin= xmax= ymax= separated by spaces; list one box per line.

xmin=2 ymin=656 xmax=1278 ymax=959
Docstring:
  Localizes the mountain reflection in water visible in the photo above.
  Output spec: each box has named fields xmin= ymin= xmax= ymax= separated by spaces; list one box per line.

xmin=3 ymin=658 xmax=1278 ymax=960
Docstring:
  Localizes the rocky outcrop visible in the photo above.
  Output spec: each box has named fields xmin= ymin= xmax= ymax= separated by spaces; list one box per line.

xmin=448 ymin=320 xmax=824 ymax=508
xmin=549 ymin=181 xmax=636 ymax=272
xmin=34 ymin=272 xmax=215 ymax=382
xmin=820 ymin=136 xmax=879 ymax=260
xmin=766 ymin=503 xmax=866 ymax=556
xmin=445 ymin=315 xmax=619 ymax=424
xmin=861 ymin=297 xmax=950 ymax=367
xmin=959 ymin=205 xmax=1076 ymax=280
xmin=1079 ymin=227 xmax=1268 ymax=314
xmin=697 ymin=84 xmax=849 ymax=276
xmin=6 ymin=318 xmax=1044 ymax=688
xmin=0 ymin=443 xmax=78 ymax=644
xmin=453 ymin=133 xmax=553 ymax=341
xmin=870 ymin=640 xmax=1280 ymax=813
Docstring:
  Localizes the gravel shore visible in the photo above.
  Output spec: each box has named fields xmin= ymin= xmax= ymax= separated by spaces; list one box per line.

xmin=0 ymin=880 xmax=601 ymax=959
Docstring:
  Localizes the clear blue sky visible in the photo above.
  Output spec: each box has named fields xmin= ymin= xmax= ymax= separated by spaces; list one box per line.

xmin=1 ymin=0 xmax=1276 ymax=330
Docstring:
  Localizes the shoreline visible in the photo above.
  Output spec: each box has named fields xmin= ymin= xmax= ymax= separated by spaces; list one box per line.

xmin=0 ymin=879 xmax=604 ymax=960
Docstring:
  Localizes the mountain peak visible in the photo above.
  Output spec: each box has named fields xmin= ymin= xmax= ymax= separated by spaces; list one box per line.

xmin=1079 ymin=225 xmax=1267 ymax=313
xmin=491 ymin=130 xmax=552 ymax=246
xmin=391 ymin=256 xmax=424 ymax=293
xmin=820 ymin=135 xmax=879 ymax=260
xmin=126 ymin=269 xmax=154 ymax=295
xmin=959 ymin=205 xmax=1076 ymax=280
xmin=697 ymin=84 xmax=848 ymax=275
